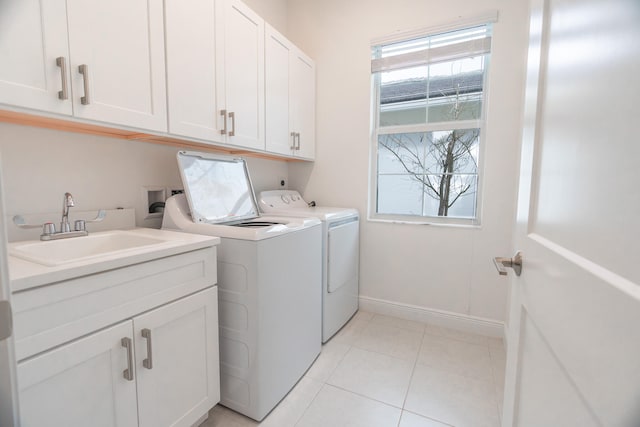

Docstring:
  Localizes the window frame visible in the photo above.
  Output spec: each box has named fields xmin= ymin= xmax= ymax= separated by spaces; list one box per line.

xmin=368 ymin=14 xmax=497 ymax=227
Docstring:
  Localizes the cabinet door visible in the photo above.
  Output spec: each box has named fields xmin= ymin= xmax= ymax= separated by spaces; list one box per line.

xmin=221 ymin=0 xmax=265 ymax=150
xmin=165 ymin=0 xmax=225 ymax=142
xmin=0 ymin=0 xmax=72 ymax=115
xmin=135 ymin=287 xmax=219 ymax=427
xmin=265 ymin=24 xmax=294 ymax=156
xmin=65 ymin=0 xmax=167 ymax=131
xmin=17 ymin=321 xmax=138 ymax=427
xmin=291 ymin=51 xmax=316 ymax=159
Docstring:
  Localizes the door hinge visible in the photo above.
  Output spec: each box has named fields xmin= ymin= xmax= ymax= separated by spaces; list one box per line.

xmin=0 ymin=300 xmax=13 ymax=341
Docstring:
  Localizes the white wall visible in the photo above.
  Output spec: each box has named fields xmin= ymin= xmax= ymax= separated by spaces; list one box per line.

xmin=244 ymin=0 xmax=288 ymax=34
xmin=287 ymin=0 xmax=530 ymax=322
xmin=0 ymin=123 xmax=288 ymax=239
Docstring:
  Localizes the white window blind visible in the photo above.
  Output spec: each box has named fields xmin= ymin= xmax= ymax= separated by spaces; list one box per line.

xmin=371 ymin=26 xmax=492 ymax=73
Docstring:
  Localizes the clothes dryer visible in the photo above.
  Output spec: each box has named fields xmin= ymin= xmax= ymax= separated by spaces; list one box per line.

xmin=259 ymin=190 xmax=359 ymax=343
xmin=163 ymin=152 xmax=322 ymax=421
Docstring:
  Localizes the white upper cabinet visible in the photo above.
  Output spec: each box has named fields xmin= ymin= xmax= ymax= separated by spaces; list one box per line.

xmin=265 ymin=25 xmax=294 ymax=156
xmin=2 ymin=0 xmax=314 ymax=159
xmin=165 ymin=0 xmax=224 ymax=141
xmin=265 ymin=25 xmax=316 ymax=159
xmin=0 ymin=0 xmax=72 ymax=115
xmin=221 ymin=0 xmax=265 ymax=150
xmin=291 ymin=50 xmax=316 ymax=159
xmin=65 ymin=0 xmax=167 ymax=131
xmin=0 ymin=0 xmax=167 ymax=132
xmin=166 ymin=0 xmax=265 ymax=151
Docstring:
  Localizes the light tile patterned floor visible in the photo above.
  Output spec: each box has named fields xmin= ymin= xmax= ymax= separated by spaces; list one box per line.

xmin=201 ymin=311 xmax=506 ymax=427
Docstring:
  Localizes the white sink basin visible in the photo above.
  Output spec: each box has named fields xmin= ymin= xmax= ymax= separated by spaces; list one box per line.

xmin=10 ymin=230 xmax=171 ymax=267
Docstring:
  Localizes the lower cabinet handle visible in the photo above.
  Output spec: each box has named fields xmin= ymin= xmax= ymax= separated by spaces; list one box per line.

xmin=228 ymin=111 xmax=235 ymax=137
xmin=142 ymin=328 xmax=153 ymax=369
xmin=121 ymin=337 xmax=134 ymax=381
xmin=78 ymin=64 xmax=90 ymax=105
xmin=220 ymin=109 xmax=227 ymax=135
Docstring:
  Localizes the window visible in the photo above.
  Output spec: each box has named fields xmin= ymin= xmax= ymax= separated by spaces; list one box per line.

xmin=370 ymin=21 xmax=493 ymax=225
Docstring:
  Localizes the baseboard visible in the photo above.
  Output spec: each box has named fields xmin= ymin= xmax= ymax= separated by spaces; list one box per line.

xmin=359 ymin=295 xmax=505 ymax=339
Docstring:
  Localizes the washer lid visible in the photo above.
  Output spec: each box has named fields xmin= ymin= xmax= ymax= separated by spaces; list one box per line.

xmin=177 ymin=151 xmax=260 ymax=224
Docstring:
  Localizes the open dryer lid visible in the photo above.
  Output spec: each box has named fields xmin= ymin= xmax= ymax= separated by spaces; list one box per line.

xmin=177 ymin=151 xmax=260 ymax=225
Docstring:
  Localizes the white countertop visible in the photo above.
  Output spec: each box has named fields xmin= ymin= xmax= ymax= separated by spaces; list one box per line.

xmin=9 ymin=227 xmax=220 ymax=292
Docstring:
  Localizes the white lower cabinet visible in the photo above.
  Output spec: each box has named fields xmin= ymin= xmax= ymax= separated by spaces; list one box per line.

xmin=135 ymin=288 xmax=220 ymax=427
xmin=17 ymin=287 xmax=219 ymax=427
xmin=18 ymin=321 xmax=139 ymax=427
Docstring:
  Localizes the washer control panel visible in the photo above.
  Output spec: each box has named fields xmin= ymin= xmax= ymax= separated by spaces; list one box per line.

xmin=259 ymin=190 xmax=309 ymax=210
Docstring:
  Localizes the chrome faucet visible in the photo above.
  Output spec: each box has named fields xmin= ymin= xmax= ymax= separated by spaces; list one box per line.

xmin=60 ymin=192 xmax=75 ymax=232
xmin=12 ymin=192 xmax=107 ymax=241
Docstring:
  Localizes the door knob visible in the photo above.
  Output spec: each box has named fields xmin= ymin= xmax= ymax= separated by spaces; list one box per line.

xmin=493 ymin=251 xmax=523 ymax=276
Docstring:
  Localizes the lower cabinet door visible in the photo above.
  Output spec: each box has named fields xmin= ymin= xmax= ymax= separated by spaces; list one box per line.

xmin=17 ymin=321 xmax=138 ymax=427
xmin=134 ymin=287 xmax=220 ymax=427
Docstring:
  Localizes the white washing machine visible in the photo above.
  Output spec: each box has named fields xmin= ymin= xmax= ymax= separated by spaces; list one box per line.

xmin=162 ymin=152 xmax=322 ymax=422
xmin=259 ymin=190 xmax=359 ymax=343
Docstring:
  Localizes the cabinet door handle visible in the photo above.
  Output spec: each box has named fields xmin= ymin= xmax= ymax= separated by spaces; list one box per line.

xmin=290 ymin=132 xmax=297 ymax=150
xmin=228 ymin=112 xmax=235 ymax=137
xmin=56 ymin=57 xmax=68 ymax=100
xmin=141 ymin=328 xmax=153 ymax=369
xmin=296 ymin=132 xmax=301 ymax=150
xmin=220 ymin=109 xmax=227 ymax=135
xmin=78 ymin=64 xmax=90 ymax=105
xmin=121 ymin=337 xmax=134 ymax=381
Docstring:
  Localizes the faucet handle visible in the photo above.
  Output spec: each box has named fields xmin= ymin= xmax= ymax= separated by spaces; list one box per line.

xmin=88 ymin=209 xmax=106 ymax=223
xmin=74 ymin=210 xmax=106 ymax=232
xmin=13 ymin=215 xmax=43 ymax=229
xmin=42 ymin=222 xmax=56 ymax=235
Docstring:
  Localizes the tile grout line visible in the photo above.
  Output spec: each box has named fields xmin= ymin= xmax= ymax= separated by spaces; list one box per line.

xmin=295 ymin=318 xmax=364 ymax=427
xmin=324 ymin=383 xmax=405 ymax=411
xmin=290 ymin=379 xmax=325 ymax=427
xmin=401 ymin=409 xmax=457 ymax=427
xmin=397 ymin=328 xmax=426 ymax=427
xmin=487 ymin=341 xmax=506 ymax=424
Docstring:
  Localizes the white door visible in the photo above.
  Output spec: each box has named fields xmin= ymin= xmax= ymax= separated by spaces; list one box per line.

xmin=327 ymin=220 xmax=359 ymax=293
xmin=222 ymin=0 xmax=265 ymax=150
xmin=0 ymin=154 xmax=20 ymax=427
xmin=291 ymin=51 xmax=316 ymax=159
xmin=0 ymin=0 xmax=72 ymax=115
xmin=17 ymin=321 xmax=138 ymax=427
xmin=134 ymin=287 xmax=219 ymax=427
xmin=65 ymin=0 xmax=167 ymax=131
xmin=502 ymin=0 xmax=640 ymax=426
xmin=165 ymin=0 xmax=225 ymax=142
xmin=265 ymin=24 xmax=294 ymax=156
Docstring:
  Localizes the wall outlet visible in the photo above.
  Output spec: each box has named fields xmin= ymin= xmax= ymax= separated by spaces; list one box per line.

xmin=278 ymin=177 xmax=286 ymax=188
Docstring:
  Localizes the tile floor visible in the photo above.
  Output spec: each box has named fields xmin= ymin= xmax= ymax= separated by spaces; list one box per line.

xmin=201 ymin=311 xmax=506 ymax=427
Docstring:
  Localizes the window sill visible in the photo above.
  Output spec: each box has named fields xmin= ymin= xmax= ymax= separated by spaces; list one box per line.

xmin=367 ymin=215 xmax=481 ymax=229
